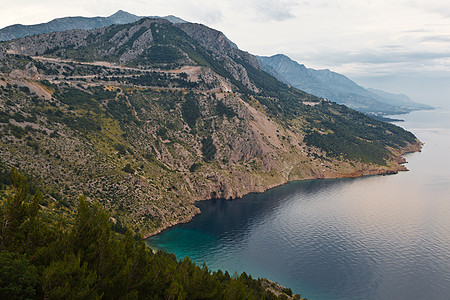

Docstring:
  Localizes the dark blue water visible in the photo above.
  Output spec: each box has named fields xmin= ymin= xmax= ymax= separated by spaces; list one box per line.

xmin=147 ymin=108 xmax=450 ymax=300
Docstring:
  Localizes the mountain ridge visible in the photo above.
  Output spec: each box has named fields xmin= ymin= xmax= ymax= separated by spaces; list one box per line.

xmin=0 ymin=10 xmax=185 ymax=42
xmin=257 ymin=54 xmax=432 ymax=115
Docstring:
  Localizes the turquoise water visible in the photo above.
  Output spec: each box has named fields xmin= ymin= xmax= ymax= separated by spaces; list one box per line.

xmin=147 ymin=108 xmax=450 ymax=300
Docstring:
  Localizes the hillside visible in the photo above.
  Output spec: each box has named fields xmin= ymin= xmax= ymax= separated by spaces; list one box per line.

xmin=258 ymin=54 xmax=431 ymax=115
xmin=0 ymin=169 xmax=302 ymax=299
xmin=0 ymin=18 xmax=421 ymax=237
xmin=0 ymin=10 xmax=184 ymax=42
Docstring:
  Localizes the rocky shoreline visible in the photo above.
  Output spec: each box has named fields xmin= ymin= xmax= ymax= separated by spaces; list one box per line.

xmin=144 ymin=140 xmax=422 ymax=238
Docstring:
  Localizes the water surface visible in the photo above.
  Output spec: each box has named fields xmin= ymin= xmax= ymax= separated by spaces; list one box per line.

xmin=147 ymin=108 xmax=450 ymax=300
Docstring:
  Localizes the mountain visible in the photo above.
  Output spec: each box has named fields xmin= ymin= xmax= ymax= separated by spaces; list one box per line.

xmin=257 ymin=54 xmax=431 ymax=115
xmin=367 ymin=87 xmax=431 ymax=110
xmin=0 ymin=18 xmax=421 ymax=237
xmin=0 ymin=10 xmax=185 ymax=41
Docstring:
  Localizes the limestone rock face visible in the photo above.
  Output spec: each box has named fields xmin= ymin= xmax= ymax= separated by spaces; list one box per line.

xmin=177 ymin=22 xmax=260 ymax=91
xmin=177 ymin=24 xmax=234 ymax=53
xmin=7 ymin=30 xmax=89 ymax=56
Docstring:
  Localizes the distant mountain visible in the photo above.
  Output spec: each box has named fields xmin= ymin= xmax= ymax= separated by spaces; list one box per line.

xmin=257 ymin=54 xmax=431 ymax=115
xmin=0 ymin=10 xmax=185 ymax=41
xmin=366 ymin=88 xmax=431 ymax=110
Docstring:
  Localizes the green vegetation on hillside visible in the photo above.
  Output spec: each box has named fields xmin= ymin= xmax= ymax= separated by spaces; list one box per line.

xmin=0 ymin=169 xmax=302 ymax=299
xmin=144 ymin=45 xmax=183 ymax=64
xmin=181 ymin=92 xmax=201 ymax=129
xmin=302 ymin=103 xmax=417 ymax=164
xmin=202 ymin=135 xmax=217 ymax=161
xmin=235 ymin=58 xmax=318 ymax=116
xmin=149 ymin=22 xmax=240 ymax=84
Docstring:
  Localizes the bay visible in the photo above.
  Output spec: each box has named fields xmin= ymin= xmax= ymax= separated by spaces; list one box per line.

xmin=147 ymin=107 xmax=450 ymax=300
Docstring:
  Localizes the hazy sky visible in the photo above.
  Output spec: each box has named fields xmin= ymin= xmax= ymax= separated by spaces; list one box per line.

xmin=2 ymin=0 xmax=450 ymax=104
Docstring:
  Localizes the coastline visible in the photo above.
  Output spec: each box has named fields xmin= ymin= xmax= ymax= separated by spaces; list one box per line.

xmin=143 ymin=105 xmax=450 ymax=300
xmin=144 ymin=140 xmax=422 ymax=238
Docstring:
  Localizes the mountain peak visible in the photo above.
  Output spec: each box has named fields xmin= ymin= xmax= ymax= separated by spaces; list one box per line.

xmin=159 ymin=15 xmax=186 ymax=24
xmin=107 ymin=10 xmax=141 ymax=23
xmin=259 ymin=54 xmax=306 ymax=70
xmin=272 ymin=53 xmax=289 ymax=59
xmin=110 ymin=10 xmax=130 ymax=17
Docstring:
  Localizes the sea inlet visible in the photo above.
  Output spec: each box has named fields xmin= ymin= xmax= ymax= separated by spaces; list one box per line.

xmin=147 ymin=108 xmax=450 ymax=300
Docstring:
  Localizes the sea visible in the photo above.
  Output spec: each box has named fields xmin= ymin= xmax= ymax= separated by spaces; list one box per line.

xmin=147 ymin=106 xmax=450 ymax=300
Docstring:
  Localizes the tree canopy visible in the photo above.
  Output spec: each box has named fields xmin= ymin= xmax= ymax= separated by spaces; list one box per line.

xmin=0 ymin=169 xmax=303 ymax=299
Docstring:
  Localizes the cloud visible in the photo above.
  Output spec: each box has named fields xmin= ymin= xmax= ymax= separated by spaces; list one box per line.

xmin=174 ymin=1 xmax=223 ymax=24
xmin=226 ymin=0 xmax=298 ymax=22
xmin=286 ymin=45 xmax=450 ymax=79
xmin=420 ymin=35 xmax=450 ymax=42
xmin=336 ymin=49 xmax=448 ymax=65
xmin=188 ymin=5 xmax=223 ymax=24
xmin=342 ymin=49 xmax=450 ymax=64
xmin=251 ymin=0 xmax=298 ymax=21
xmin=411 ymin=1 xmax=450 ymax=18
xmin=338 ymin=60 xmax=450 ymax=79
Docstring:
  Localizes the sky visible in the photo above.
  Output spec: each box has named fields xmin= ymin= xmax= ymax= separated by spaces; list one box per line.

xmin=1 ymin=0 xmax=450 ymax=106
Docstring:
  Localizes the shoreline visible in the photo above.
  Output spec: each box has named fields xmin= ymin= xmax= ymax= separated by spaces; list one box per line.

xmin=144 ymin=140 xmax=422 ymax=239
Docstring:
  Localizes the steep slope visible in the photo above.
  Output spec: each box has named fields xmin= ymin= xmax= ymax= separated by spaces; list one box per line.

xmin=0 ymin=172 xmax=302 ymax=299
xmin=0 ymin=19 xmax=421 ymax=236
xmin=258 ymin=54 xmax=431 ymax=115
xmin=0 ymin=10 xmax=184 ymax=42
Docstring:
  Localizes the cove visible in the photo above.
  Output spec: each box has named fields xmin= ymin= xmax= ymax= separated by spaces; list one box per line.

xmin=147 ymin=108 xmax=450 ymax=300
